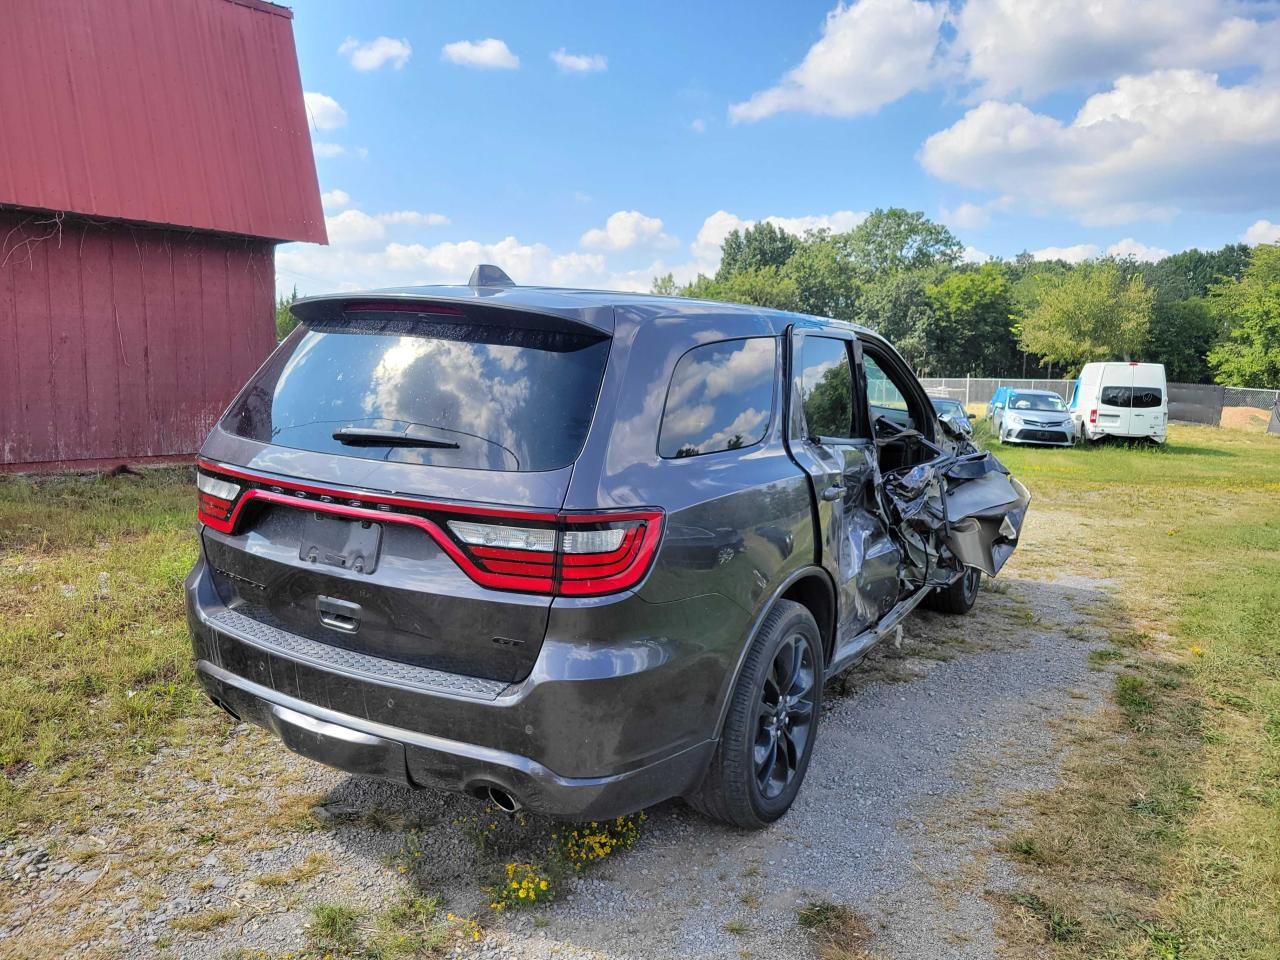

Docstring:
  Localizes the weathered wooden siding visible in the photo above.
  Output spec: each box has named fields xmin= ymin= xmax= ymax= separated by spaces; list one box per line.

xmin=0 ymin=0 xmax=326 ymax=244
xmin=0 ymin=209 xmax=276 ymax=471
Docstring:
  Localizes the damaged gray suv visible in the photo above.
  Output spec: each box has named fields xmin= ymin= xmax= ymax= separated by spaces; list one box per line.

xmin=187 ymin=266 xmax=1029 ymax=828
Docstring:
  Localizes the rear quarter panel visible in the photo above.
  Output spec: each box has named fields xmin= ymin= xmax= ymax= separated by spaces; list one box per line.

xmin=557 ymin=303 xmax=819 ymax=742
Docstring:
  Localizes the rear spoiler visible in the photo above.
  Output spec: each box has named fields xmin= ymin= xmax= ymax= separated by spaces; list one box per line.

xmin=289 ymin=294 xmax=613 ymax=337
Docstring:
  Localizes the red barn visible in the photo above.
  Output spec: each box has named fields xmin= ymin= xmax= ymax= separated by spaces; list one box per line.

xmin=0 ymin=0 xmax=326 ymax=472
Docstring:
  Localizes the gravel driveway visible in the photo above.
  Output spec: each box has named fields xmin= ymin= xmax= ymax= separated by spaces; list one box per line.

xmin=5 ymin=542 xmax=1115 ymax=960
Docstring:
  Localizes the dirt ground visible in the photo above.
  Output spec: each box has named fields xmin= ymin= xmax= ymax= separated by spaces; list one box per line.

xmin=1218 ymin=405 xmax=1275 ymax=431
xmin=1 ymin=506 xmax=1125 ymax=960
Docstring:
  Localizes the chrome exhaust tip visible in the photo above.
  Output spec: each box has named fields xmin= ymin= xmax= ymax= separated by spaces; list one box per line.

xmin=483 ymin=785 xmax=522 ymax=813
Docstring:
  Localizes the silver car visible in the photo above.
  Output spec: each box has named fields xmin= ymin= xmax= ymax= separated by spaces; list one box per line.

xmin=992 ymin=389 xmax=1075 ymax=446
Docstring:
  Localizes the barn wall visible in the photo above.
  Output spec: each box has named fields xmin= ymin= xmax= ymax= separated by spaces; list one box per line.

xmin=0 ymin=209 xmax=276 ymax=471
xmin=0 ymin=0 xmax=325 ymax=244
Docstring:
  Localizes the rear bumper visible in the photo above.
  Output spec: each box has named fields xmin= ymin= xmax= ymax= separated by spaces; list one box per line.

xmin=195 ymin=659 xmax=713 ymax=819
xmin=185 ymin=558 xmax=728 ymax=818
xmin=1080 ymin=425 xmax=1166 ymax=442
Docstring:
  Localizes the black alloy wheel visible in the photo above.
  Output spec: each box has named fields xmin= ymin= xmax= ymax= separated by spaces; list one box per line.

xmin=688 ymin=599 xmax=824 ymax=828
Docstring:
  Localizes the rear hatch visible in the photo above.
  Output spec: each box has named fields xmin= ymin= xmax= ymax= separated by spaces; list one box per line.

xmin=196 ymin=297 xmax=652 ymax=684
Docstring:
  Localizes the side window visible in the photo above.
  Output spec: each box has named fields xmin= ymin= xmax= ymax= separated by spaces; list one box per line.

xmin=1100 ymin=386 xmax=1130 ymax=407
xmin=862 ymin=353 xmax=916 ymax=430
xmin=659 ymin=338 xmax=776 ymax=458
xmin=798 ymin=337 xmax=853 ymax=439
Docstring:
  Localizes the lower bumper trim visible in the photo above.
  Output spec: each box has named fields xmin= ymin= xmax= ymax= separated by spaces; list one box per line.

xmin=196 ymin=660 xmax=714 ymax=819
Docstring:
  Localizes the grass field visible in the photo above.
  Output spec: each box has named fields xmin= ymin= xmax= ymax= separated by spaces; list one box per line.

xmin=1 ymin=423 xmax=1278 ymax=958
xmin=974 ymin=423 xmax=1280 ymax=959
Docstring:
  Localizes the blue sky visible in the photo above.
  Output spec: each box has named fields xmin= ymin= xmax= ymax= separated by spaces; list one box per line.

xmin=277 ymin=0 xmax=1280 ymax=296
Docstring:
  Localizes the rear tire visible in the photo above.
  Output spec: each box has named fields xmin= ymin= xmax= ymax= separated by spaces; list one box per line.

xmin=924 ymin=567 xmax=980 ymax=615
xmin=688 ymin=600 xmax=823 ymax=829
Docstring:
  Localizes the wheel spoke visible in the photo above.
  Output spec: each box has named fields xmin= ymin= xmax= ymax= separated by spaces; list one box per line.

xmin=768 ymin=739 xmax=789 ymax=796
xmin=788 ymin=655 xmax=813 ymax=701
xmin=753 ymin=731 xmax=773 ymax=769
xmin=762 ymin=670 xmax=781 ymax=707
xmin=756 ymin=738 xmax=779 ymax=793
xmin=788 ymin=698 xmax=813 ymax=725
xmin=779 ymin=730 xmax=797 ymax=778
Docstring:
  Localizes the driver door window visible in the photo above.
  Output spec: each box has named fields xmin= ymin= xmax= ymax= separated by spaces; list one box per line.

xmin=862 ymin=353 xmax=915 ymax=432
xmin=798 ymin=337 xmax=854 ymax=440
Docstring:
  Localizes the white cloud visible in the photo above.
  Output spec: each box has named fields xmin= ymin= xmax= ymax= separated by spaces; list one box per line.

xmin=326 ymin=210 xmax=386 ymax=246
xmin=1243 ymin=219 xmax=1280 ymax=245
xmin=385 ymin=238 xmax=606 ymax=286
xmin=376 ymin=211 xmax=450 ymax=227
xmin=940 ymin=202 xmax=990 ymax=230
xmin=276 ymin=206 xmax=871 ymax=301
xmin=321 ymin=189 xmax=352 ymax=211
xmin=313 ymin=142 xmax=347 ymax=159
xmin=1031 ymin=244 xmax=1099 ymax=264
xmin=1106 ymin=238 xmax=1170 ymax=261
xmin=952 ymin=0 xmax=1280 ymax=101
xmin=442 ymin=38 xmax=519 ymax=70
xmin=323 ymin=209 xmax=452 ymax=245
xmin=690 ymin=118 xmax=707 ymax=134
xmin=766 ymin=210 xmax=867 ymax=236
xmin=303 ymin=92 xmax=347 ymax=130
xmin=580 ymin=211 xmax=676 ymax=251
xmin=689 ymin=209 xmax=866 ymax=263
xmin=691 ymin=211 xmax=751 ymax=263
xmin=921 ymin=70 xmax=1280 ymax=224
xmin=729 ymin=0 xmax=945 ymax=122
xmin=551 ymin=49 xmax=607 ymax=73
xmin=961 ymin=245 xmax=992 ymax=264
xmin=338 ymin=36 xmax=412 ymax=71
xmin=276 ymin=236 xmax=612 ymax=297
xmin=703 ymin=408 xmax=770 ymax=452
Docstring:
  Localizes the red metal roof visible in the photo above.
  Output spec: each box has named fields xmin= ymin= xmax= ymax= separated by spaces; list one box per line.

xmin=0 ymin=0 xmax=327 ymax=244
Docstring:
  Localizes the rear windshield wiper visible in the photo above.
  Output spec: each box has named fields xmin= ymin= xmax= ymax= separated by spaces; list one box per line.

xmin=331 ymin=427 xmax=460 ymax=449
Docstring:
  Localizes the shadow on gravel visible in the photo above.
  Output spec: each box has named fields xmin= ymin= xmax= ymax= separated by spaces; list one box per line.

xmin=297 ymin=575 xmax=1114 ymax=960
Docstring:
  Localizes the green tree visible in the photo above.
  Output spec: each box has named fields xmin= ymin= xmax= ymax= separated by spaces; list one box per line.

xmin=925 ymin=263 xmax=1020 ymax=376
xmin=716 ymin=222 xmax=798 ymax=281
xmin=276 ymin=285 xmax=300 ymax=340
xmin=1207 ymin=244 xmax=1280 ymax=388
xmin=803 ymin=358 xmax=852 ymax=437
xmin=855 ymin=270 xmax=937 ymax=370
xmin=650 ymin=273 xmax=679 ymax=296
xmin=1139 ymin=244 xmax=1251 ymax=301
xmin=840 ymin=208 xmax=963 ymax=277
xmin=1018 ymin=261 xmax=1154 ymax=376
xmin=1148 ymin=298 xmax=1218 ymax=383
xmin=781 ymin=232 xmax=858 ymax=320
xmin=682 ymin=265 xmax=801 ymax=312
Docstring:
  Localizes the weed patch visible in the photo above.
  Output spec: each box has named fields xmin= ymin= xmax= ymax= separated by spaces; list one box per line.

xmin=797 ymin=899 xmax=879 ymax=960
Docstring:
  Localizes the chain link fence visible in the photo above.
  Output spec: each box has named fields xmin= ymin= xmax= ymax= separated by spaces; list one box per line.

xmin=918 ymin=378 xmax=1074 ymax=406
xmin=918 ymin=377 xmax=1280 ymax=432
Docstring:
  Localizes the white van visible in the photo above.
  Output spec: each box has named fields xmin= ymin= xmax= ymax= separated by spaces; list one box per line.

xmin=1069 ymin=362 xmax=1168 ymax=443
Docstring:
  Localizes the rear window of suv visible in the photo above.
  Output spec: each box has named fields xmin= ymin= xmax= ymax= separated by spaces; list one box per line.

xmin=659 ymin=337 xmax=776 ymax=458
xmin=222 ymin=316 xmax=610 ymax=472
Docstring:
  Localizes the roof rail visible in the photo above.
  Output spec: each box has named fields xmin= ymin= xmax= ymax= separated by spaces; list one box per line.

xmin=468 ymin=264 xmax=516 ymax=288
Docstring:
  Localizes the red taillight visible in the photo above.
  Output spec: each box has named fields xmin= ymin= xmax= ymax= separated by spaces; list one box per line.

xmin=1089 ymin=408 xmax=1097 ymax=424
xmin=195 ymin=461 xmax=663 ymax=597
xmin=444 ymin=512 xmax=663 ymax=597
xmin=196 ymin=471 xmax=243 ymax=529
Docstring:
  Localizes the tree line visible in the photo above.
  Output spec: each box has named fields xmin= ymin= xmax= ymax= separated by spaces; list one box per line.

xmin=652 ymin=209 xmax=1280 ymax=387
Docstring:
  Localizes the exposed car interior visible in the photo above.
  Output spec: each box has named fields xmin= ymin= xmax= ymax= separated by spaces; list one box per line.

xmin=861 ymin=346 xmax=942 ymax=474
